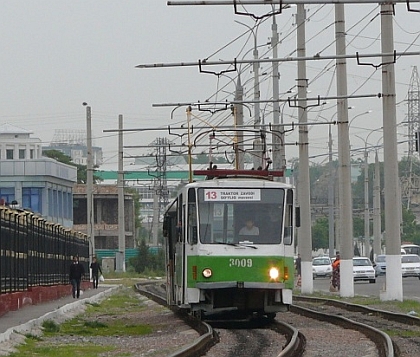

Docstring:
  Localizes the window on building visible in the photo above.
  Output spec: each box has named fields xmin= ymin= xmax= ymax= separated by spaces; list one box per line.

xmin=19 ymin=149 xmax=25 ymax=159
xmin=22 ymin=187 xmax=42 ymax=213
xmin=30 ymin=149 xmax=35 ymax=159
xmin=48 ymin=188 xmax=53 ymax=216
xmin=63 ymin=192 xmax=68 ymax=219
xmin=58 ymin=190 xmax=63 ymax=218
xmin=6 ymin=149 xmax=13 ymax=160
xmin=0 ymin=188 xmax=15 ymax=205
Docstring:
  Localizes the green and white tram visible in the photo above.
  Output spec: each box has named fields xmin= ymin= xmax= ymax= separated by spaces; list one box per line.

xmin=163 ymin=169 xmax=297 ymax=319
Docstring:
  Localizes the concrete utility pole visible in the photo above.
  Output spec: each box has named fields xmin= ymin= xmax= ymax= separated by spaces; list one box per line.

xmin=363 ymin=146 xmax=369 ymax=257
xmin=381 ymin=3 xmax=403 ymax=301
xmin=251 ymin=24 xmax=263 ymax=170
xmin=328 ymin=125 xmax=335 ymax=258
xmin=335 ymin=3 xmax=354 ymax=297
xmin=85 ymin=103 xmax=95 ymax=264
xmin=296 ymin=4 xmax=313 ymax=294
xmin=373 ymin=151 xmax=382 ymax=259
xmin=116 ymin=114 xmax=126 ymax=272
xmin=235 ymin=20 xmax=263 ymax=169
xmin=235 ymin=75 xmax=245 ymax=169
xmin=271 ymin=14 xmax=283 ymax=180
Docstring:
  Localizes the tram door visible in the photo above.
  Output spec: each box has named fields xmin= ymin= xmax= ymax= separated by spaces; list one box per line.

xmin=163 ymin=194 xmax=185 ymax=306
xmin=163 ymin=209 xmax=177 ymax=305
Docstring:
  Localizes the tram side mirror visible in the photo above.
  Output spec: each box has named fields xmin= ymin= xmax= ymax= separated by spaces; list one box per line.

xmin=295 ymin=207 xmax=301 ymax=227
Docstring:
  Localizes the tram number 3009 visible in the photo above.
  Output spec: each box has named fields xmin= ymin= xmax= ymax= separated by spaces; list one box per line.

xmin=229 ymin=258 xmax=253 ymax=267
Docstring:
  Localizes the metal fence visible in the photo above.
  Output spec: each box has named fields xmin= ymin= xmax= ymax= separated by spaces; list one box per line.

xmin=0 ymin=207 xmax=89 ymax=294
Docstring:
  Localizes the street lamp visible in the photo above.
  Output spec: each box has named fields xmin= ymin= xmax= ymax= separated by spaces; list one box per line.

xmin=354 ymin=128 xmax=376 ymax=258
xmin=313 ymin=113 xmax=337 ymax=258
xmin=83 ymin=102 xmax=94 ymax=265
xmin=349 ymin=110 xmax=373 ymax=127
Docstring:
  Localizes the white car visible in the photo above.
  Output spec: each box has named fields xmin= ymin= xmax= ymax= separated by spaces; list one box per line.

xmin=373 ymin=255 xmax=386 ymax=276
xmin=312 ymin=257 xmax=332 ymax=279
xmin=353 ymin=257 xmax=376 ymax=283
xmin=401 ymin=254 xmax=420 ymax=278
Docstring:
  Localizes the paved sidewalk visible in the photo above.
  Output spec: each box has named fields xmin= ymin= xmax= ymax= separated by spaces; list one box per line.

xmin=0 ymin=284 xmax=119 ymax=344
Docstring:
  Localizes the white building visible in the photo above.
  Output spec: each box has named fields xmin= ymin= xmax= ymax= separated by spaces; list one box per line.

xmin=0 ymin=123 xmax=77 ymax=227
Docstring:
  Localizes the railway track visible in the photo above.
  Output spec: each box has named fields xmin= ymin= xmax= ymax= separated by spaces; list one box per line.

xmin=135 ymin=281 xmax=397 ymax=356
xmin=294 ymin=295 xmax=420 ymax=357
xmin=135 ymin=282 xmax=304 ymax=357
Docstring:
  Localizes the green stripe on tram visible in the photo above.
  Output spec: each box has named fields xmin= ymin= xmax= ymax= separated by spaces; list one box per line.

xmin=186 ymin=255 xmax=294 ymax=289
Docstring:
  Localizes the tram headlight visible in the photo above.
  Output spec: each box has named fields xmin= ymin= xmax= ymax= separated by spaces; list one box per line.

xmin=202 ymin=268 xmax=212 ymax=278
xmin=269 ymin=267 xmax=279 ymax=280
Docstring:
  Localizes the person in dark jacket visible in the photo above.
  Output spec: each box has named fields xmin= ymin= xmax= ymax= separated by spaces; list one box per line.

xmin=69 ymin=256 xmax=85 ymax=298
xmin=90 ymin=256 xmax=102 ymax=289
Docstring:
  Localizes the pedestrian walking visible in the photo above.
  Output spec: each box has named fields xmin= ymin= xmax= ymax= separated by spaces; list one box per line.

xmin=295 ymin=254 xmax=302 ymax=275
xmin=69 ymin=256 xmax=85 ymax=298
xmin=90 ymin=256 xmax=102 ymax=289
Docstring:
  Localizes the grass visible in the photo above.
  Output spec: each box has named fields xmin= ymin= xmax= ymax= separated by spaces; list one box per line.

xmin=383 ymin=328 xmax=420 ymax=337
xmin=99 ymin=270 xmax=164 ymax=288
xmin=41 ymin=320 xmax=60 ymax=333
xmin=295 ymin=289 xmax=420 ymax=314
xmin=8 ymin=339 xmax=115 ymax=357
xmin=9 ymin=284 xmax=155 ymax=357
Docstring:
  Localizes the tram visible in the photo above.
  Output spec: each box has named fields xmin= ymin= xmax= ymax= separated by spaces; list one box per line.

xmin=163 ymin=168 xmax=298 ymax=319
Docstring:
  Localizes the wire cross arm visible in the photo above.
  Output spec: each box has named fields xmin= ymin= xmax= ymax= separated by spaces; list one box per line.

xmin=287 ymin=93 xmax=381 ymax=110
xmin=151 ymin=93 xmax=381 ymax=110
xmin=407 ymin=0 xmax=420 ymax=12
xmin=136 ymin=51 xmax=420 ymax=69
xmin=233 ymin=0 xmax=283 ymax=20
xmin=356 ymin=50 xmax=396 ymax=69
xmin=168 ymin=0 xmax=410 ymax=5
xmin=199 ymin=58 xmax=237 ymax=76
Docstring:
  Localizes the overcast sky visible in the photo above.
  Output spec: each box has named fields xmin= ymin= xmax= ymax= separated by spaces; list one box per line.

xmin=0 ymin=1 xmax=418 ymax=169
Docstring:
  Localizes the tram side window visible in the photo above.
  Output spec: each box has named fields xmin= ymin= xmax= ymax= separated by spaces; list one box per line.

xmin=177 ymin=194 xmax=183 ymax=242
xmin=284 ymin=189 xmax=293 ymax=245
xmin=187 ymin=188 xmax=198 ymax=244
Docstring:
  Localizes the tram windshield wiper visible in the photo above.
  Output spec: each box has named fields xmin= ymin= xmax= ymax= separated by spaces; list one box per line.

xmin=214 ymin=242 xmax=258 ymax=249
xmin=215 ymin=242 xmax=239 ymax=246
xmin=238 ymin=241 xmax=258 ymax=249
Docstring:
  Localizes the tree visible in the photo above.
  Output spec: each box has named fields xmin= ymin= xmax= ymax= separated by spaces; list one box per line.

xmin=401 ymin=208 xmax=420 ymax=245
xmin=312 ymin=217 xmax=329 ymax=250
xmin=125 ymin=187 xmax=142 ymax=237
xmin=42 ymin=149 xmax=73 ymax=165
xmin=132 ymin=239 xmax=150 ymax=273
xmin=43 ymin=149 xmax=102 ymax=184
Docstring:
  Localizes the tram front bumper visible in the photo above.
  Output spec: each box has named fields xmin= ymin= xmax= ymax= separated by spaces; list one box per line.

xmin=195 ymin=281 xmax=286 ymax=289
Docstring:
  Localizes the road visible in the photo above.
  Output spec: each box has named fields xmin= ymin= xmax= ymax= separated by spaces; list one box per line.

xmin=312 ymin=275 xmax=420 ymax=301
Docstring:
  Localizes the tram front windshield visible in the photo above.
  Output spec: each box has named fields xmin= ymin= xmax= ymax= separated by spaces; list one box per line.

xmin=197 ymin=187 xmax=285 ymax=244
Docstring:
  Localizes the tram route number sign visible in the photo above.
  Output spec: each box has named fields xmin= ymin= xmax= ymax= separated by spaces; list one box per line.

xmin=204 ymin=189 xmax=261 ymax=201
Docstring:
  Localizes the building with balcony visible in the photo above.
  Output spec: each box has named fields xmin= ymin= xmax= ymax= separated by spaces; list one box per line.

xmin=72 ymin=184 xmax=136 ymax=259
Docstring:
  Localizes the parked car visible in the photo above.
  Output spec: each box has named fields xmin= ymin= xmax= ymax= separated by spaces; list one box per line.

xmin=312 ymin=257 xmax=332 ymax=279
xmin=353 ymin=257 xmax=376 ymax=283
xmin=401 ymin=254 xmax=420 ymax=278
xmin=401 ymin=244 xmax=420 ymax=256
xmin=373 ymin=255 xmax=386 ymax=276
